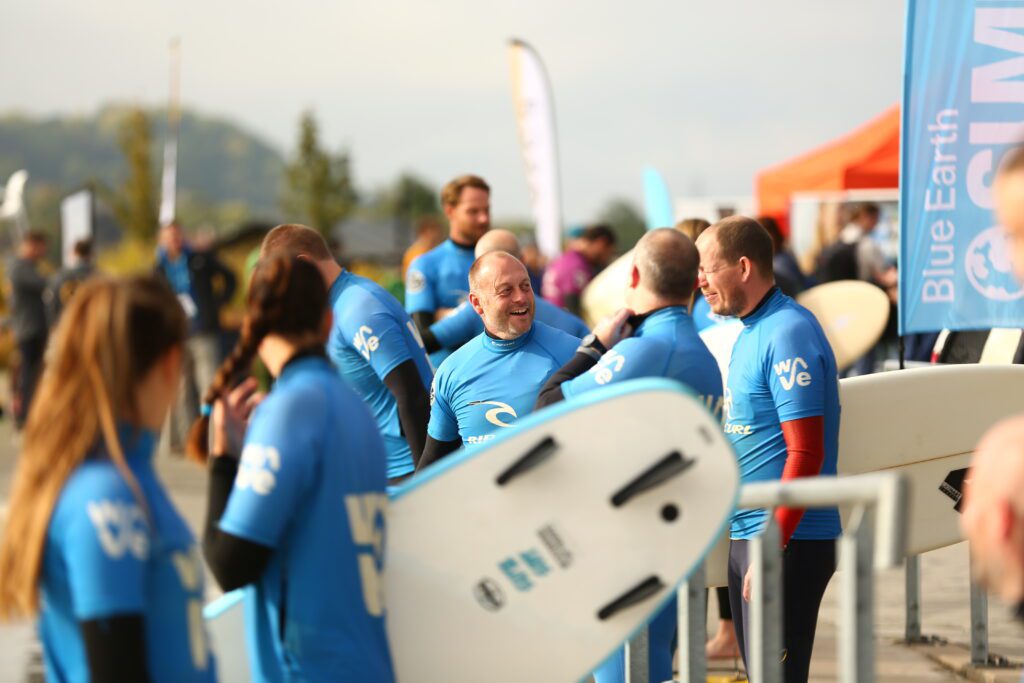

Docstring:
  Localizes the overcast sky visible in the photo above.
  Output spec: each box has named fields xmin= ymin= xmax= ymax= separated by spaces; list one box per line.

xmin=1 ymin=1 xmax=905 ymax=223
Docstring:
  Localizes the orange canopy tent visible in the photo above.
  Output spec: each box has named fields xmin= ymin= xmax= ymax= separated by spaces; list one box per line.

xmin=756 ymin=105 xmax=900 ymax=231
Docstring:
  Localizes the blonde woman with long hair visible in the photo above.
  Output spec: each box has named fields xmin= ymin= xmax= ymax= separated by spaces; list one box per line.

xmin=0 ymin=276 xmax=216 ymax=682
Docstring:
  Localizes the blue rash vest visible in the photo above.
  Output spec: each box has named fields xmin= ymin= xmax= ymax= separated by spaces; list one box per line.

xmin=219 ymin=355 xmax=395 ymax=682
xmin=40 ymin=426 xmax=215 ymax=683
xmin=328 ymin=270 xmax=434 ymax=479
xmin=404 ymin=239 xmax=476 ymax=367
xmin=428 ymin=321 xmax=580 ymax=447
xmin=724 ymin=288 xmax=842 ymax=540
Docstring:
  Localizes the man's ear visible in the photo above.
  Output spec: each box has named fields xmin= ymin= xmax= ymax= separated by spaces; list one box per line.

xmin=469 ymin=291 xmax=484 ymax=316
xmin=739 ymin=256 xmax=754 ymax=282
xmin=629 ymin=264 xmax=641 ymax=289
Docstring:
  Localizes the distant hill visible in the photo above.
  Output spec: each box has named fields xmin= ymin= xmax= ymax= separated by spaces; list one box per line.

xmin=0 ymin=105 xmax=285 ymax=216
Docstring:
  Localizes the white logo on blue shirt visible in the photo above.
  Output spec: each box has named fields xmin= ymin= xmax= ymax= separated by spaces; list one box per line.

xmin=353 ymin=325 xmax=380 ymax=360
xmin=406 ymin=270 xmax=426 ymax=294
xmin=236 ymin=444 xmax=282 ymax=495
xmin=467 ymin=400 xmax=518 ymax=427
xmin=345 ymin=493 xmax=388 ymax=617
xmin=87 ymin=500 xmax=149 ymax=560
xmin=773 ymin=357 xmax=812 ymax=391
xmin=591 ymin=350 xmax=625 ymax=385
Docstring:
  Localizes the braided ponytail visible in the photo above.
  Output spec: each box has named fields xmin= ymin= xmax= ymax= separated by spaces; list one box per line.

xmin=186 ymin=255 xmax=328 ymax=462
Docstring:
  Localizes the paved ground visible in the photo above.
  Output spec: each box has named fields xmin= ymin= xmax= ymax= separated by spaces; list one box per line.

xmin=0 ymin=419 xmax=1022 ymax=681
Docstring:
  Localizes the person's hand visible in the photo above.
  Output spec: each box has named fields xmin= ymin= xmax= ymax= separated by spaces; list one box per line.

xmin=211 ymin=377 xmax=264 ymax=456
xmin=593 ymin=308 xmax=635 ymax=349
xmin=742 ymin=565 xmax=753 ymax=603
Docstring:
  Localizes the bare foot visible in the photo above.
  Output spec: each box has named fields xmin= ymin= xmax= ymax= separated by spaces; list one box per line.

xmin=706 ymin=624 xmax=740 ymax=660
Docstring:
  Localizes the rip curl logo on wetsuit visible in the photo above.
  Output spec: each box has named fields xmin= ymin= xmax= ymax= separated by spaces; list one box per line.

xmin=467 ymin=400 xmax=518 ymax=428
xmin=87 ymin=500 xmax=149 ymax=560
xmin=773 ymin=356 xmax=812 ymax=391
xmin=353 ymin=325 xmax=380 ymax=360
xmin=722 ymin=387 xmax=753 ymax=436
xmin=236 ymin=444 xmax=282 ymax=495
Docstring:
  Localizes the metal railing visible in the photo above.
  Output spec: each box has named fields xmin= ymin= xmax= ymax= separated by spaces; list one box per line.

xmin=626 ymin=471 xmax=909 ymax=683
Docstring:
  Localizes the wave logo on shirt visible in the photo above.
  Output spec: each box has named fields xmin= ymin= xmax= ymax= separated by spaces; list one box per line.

xmin=591 ymin=350 xmax=625 ymax=385
xmin=353 ymin=325 xmax=380 ymax=360
xmin=773 ymin=357 xmax=812 ymax=391
xmin=468 ymin=400 xmax=518 ymax=427
xmin=236 ymin=444 xmax=282 ymax=496
xmin=87 ymin=500 xmax=149 ymax=560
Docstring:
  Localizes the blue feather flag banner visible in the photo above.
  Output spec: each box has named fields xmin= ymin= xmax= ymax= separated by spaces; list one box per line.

xmin=642 ymin=167 xmax=674 ymax=231
xmin=900 ymin=1 xmax=1024 ymax=333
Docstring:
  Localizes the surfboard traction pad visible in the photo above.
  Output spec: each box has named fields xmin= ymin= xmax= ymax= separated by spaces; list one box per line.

xmin=384 ymin=379 xmax=738 ymax=683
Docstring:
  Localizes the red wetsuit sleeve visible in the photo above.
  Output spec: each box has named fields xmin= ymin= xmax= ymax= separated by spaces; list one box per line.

xmin=774 ymin=415 xmax=826 ymax=547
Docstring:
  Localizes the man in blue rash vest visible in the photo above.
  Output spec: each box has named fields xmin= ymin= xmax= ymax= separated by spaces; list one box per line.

xmin=535 ymin=228 xmax=723 ymax=683
xmin=695 ymin=215 xmax=841 ymax=683
xmin=406 ymin=174 xmax=491 ymax=367
xmin=417 ymin=251 xmax=580 ymax=469
xmin=419 ymin=229 xmax=589 ymax=355
xmin=261 ymin=224 xmax=433 ymax=483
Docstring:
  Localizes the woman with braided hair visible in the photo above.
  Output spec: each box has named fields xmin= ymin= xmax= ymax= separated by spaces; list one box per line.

xmin=189 ymin=254 xmax=395 ymax=682
xmin=0 ymin=275 xmax=215 ymax=681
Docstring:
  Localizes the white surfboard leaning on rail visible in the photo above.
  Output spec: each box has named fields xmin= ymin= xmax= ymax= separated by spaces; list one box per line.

xmin=703 ymin=364 xmax=1024 ymax=587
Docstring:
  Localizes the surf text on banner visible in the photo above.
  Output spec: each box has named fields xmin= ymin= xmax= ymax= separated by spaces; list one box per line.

xmin=899 ymin=1 xmax=1024 ymax=334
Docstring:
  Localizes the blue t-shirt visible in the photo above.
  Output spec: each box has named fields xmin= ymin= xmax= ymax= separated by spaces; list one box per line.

xmin=40 ymin=427 xmax=215 ymax=683
xmin=328 ymin=270 xmax=434 ymax=479
xmin=428 ymin=321 xmax=580 ymax=446
xmin=561 ymin=306 xmax=723 ymax=421
xmin=430 ymin=298 xmax=589 ymax=352
xmin=405 ymin=239 xmax=476 ymax=368
xmin=724 ymin=288 xmax=842 ymax=540
xmin=219 ymin=355 xmax=395 ymax=683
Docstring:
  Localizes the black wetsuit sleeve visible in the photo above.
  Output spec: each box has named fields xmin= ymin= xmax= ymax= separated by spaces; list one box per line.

xmin=202 ymin=456 xmax=274 ymax=592
xmin=411 ymin=311 xmax=434 ymax=335
xmin=419 ymin=327 xmax=441 ymax=355
xmin=81 ymin=614 xmax=151 ymax=682
xmin=535 ymin=351 xmax=600 ymax=409
xmin=383 ymin=359 xmax=431 ymax=465
xmin=417 ymin=435 xmax=461 ymax=471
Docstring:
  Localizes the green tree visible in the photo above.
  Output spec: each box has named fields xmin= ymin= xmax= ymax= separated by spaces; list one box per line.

xmin=597 ymin=197 xmax=646 ymax=251
xmin=281 ymin=111 xmax=357 ymax=236
xmin=111 ymin=107 xmax=158 ymax=241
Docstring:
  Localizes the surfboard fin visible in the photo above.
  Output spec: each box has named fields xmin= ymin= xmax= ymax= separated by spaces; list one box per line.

xmin=597 ymin=575 xmax=665 ymax=620
xmin=495 ymin=436 xmax=558 ymax=486
xmin=610 ymin=451 xmax=695 ymax=507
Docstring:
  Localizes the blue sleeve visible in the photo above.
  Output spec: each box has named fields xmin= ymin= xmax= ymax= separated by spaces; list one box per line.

xmin=429 ymin=302 xmax=481 ymax=349
xmin=562 ymin=338 xmax=659 ymax=399
xmin=62 ymin=484 xmax=149 ymax=619
xmin=338 ymin=302 xmax=414 ymax=380
xmin=219 ymin=391 xmax=322 ymax=547
xmin=404 ymin=257 xmax=436 ymax=314
xmin=765 ymin=322 xmax=827 ymax=422
xmin=427 ymin=369 xmax=461 ymax=442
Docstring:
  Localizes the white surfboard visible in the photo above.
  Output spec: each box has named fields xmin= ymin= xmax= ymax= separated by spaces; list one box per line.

xmin=703 ymin=364 xmax=1024 ymax=586
xmin=795 ymin=281 xmax=890 ymax=371
xmin=581 ymin=250 xmax=633 ymax=327
xmin=207 ymin=379 xmax=739 ymax=682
